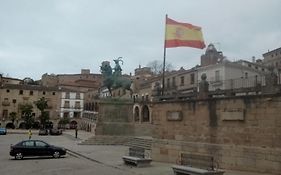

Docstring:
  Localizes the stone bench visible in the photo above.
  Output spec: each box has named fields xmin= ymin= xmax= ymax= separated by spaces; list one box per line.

xmin=122 ymin=147 xmax=152 ymax=167
xmin=172 ymin=153 xmax=224 ymax=175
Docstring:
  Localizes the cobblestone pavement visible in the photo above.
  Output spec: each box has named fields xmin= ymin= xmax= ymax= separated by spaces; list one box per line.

xmin=6 ymin=129 xmax=273 ymax=175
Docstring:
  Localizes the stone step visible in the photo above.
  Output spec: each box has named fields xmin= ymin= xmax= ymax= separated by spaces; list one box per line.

xmin=124 ymin=137 xmax=153 ymax=150
xmin=80 ymin=135 xmax=153 ymax=150
xmin=79 ymin=135 xmax=131 ymax=145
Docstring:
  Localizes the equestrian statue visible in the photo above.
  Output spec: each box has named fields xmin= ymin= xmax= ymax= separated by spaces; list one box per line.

xmin=100 ymin=57 xmax=132 ymax=96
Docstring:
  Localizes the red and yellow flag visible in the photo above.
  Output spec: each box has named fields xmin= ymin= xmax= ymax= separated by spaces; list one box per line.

xmin=165 ymin=17 xmax=205 ymax=49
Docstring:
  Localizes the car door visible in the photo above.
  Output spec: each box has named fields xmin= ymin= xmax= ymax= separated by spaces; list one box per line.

xmin=34 ymin=141 xmax=49 ymax=156
xmin=22 ymin=140 xmax=35 ymax=156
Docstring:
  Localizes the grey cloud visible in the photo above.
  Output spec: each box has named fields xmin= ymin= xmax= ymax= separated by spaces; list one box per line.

xmin=0 ymin=0 xmax=280 ymax=79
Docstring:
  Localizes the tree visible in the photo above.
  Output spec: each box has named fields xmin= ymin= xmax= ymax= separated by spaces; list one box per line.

xmin=19 ymin=103 xmax=34 ymax=129
xmin=9 ymin=112 xmax=17 ymax=124
xmin=58 ymin=116 xmax=70 ymax=129
xmin=146 ymin=60 xmax=174 ymax=75
xmin=35 ymin=97 xmax=49 ymax=129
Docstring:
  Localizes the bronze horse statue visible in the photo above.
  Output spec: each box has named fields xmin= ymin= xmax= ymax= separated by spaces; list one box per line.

xmin=100 ymin=58 xmax=132 ymax=96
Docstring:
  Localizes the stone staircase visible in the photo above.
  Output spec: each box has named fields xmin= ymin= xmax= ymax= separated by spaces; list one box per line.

xmin=80 ymin=135 xmax=153 ymax=150
xmin=79 ymin=135 xmax=131 ymax=145
xmin=124 ymin=137 xmax=153 ymax=150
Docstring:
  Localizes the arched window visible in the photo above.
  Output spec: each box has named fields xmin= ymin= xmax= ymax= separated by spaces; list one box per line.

xmin=142 ymin=105 xmax=150 ymax=122
xmin=134 ymin=106 xmax=140 ymax=122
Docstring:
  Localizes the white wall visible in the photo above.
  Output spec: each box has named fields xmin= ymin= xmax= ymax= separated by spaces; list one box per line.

xmin=197 ymin=62 xmax=264 ymax=91
xmin=60 ymin=92 xmax=84 ymax=118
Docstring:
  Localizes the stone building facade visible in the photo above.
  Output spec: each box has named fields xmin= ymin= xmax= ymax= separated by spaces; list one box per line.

xmin=0 ymin=84 xmax=60 ymax=128
xmin=263 ymin=47 xmax=281 ymax=69
xmin=41 ymin=69 xmax=102 ymax=92
xmin=201 ymin=43 xmax=224 ymax=67
xmin=0 ymin=76 xmax=23 ymax=85
xmin=151 ymin=94 xmax=281 ymax=174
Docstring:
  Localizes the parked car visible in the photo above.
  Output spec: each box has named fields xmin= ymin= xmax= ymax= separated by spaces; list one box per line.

xmin=10 ymin=140 xmax=66 ymax=160
xmin=38 ymin=129 xmax=48 ymax=136
xmin=49 ymin=128 xmax=62 ymax=135
xmin=0 ymin=128 xmax=7 ymax=135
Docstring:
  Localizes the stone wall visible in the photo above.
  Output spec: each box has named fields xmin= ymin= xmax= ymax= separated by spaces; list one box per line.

xmin=151 ymin=94 xmax=281 ymax=174
xmin=96 ymin=99 xmax=153 ymax=136
xmin=95 ymin=99 xmax=133 ymax=135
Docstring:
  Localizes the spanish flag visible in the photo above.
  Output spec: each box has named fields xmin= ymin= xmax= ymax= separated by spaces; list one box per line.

xmin=165 ymin=17 xmax=205 ymax=49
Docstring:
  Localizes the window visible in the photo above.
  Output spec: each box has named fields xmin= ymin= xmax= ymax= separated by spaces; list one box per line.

xmin=64 ymin=101 xmax=70 ymax=108
xmin=23 ymin=141 xmax=34 ymax=147
xmin=12 ymin=99 xmax=16 ymax=103
xmin=190 ymin=74 xmax=195 ymax=84
xmin=245 ymin=72 xmax=248 ymax=79
xmin=6 ymin=89 xmax=10 ymax=93
xmin=215 ymin=70 xmax=220 ymax=81
xmin=65 ymin=92 xmax=70 ymax=98
xmin=19 ymin=90 xmax=23 ymax=95
xmin=167 ymin=78 xmax=170 ymax=88
xmin=75 ymin=101 xmax=81 ymax=109
xmin=35 ymin=141 xmax=47 ymax=147
xmin=3 ymin=110 xmax=8 ymax=118
xmin=30 ymin=91 xmax=33 ymax=95
xmin=36 ymin=141 xmax=47 ymax=147
xmin=172 ymin=77 xmax=176 ymax=87
xmin=180 ymin=76 xmax=184 ymax=86
xmin=76 ymin=93 xmax=80 ymax=99
xmin=52 ymin=92 xmax=56 ymax=95
xmin=43 ymin=91 xmax=46 ymax=95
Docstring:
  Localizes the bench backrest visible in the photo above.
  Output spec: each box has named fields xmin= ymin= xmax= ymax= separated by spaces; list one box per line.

xmin=180 ymin=153 xmax=215 ymax=170
xmin=129 ymin=147 xmax=145 ymax=158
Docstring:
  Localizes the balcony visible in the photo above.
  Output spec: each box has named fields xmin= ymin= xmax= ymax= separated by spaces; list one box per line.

xmin=210 ymin=80 xmax=223 ymax=86
xmin=2 ymin=101 xmax=10 ymax=106
xmin=74 ymin=106 xmax=81 ymax=109
xmin=63 ymin=105 xmax=70 ymax=108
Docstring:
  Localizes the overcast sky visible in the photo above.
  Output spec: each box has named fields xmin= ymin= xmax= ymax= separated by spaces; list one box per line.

xmin=0 ymin=0 xmax=280 ymax=80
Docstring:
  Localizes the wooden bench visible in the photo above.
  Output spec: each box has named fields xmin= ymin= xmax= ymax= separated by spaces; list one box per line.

xmin=172 ymin=153 xmax=225 ymax=175
xmin=122 ymin=147 xmax=152 ymax=167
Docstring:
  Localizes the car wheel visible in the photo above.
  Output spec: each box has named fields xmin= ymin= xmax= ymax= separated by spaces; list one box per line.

xmin=15 ymin=152 xmax=23 ymax=160
xmin=53 ymin=151 xmax=60 ymax=158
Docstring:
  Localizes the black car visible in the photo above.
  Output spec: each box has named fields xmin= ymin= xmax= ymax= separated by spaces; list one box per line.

xmin=38 ymin=129 xmax=48 ymax=135
xmin=49 ymin=128 xmax=62 ymax=135
xmin=10 ymin=140 xmax=66 ymax=160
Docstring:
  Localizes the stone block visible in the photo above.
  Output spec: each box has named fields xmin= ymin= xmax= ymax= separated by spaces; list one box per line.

xmin=221 ymin=109 xmax=244 ymax=121
xmin=160 ymin=148 xmax=168 ymax=155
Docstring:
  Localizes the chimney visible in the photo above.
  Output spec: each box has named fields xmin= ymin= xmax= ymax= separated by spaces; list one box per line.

xmin=252 ymin=56 xmax=256 ymax=63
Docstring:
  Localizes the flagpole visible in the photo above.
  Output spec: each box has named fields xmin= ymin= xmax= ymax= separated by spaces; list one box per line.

xmin=162 ymin=14 xmax=168 ymax=96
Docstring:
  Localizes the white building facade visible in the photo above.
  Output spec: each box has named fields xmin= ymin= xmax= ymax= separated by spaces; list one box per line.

xmin=197 ymin=61 xmax=267 ymax=91
xmin=59 ymin=91 xmax=84 ymax=118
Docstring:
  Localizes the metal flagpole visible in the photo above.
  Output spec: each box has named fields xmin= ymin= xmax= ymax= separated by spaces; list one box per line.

xmin=162 ymin=14 xmax=168 ymax=96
